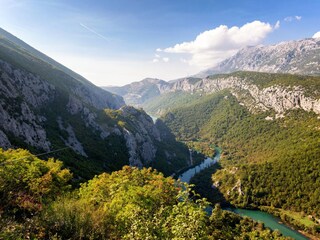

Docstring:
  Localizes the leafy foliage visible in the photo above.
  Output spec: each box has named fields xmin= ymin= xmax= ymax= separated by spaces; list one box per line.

xmin=0 ymin=149 xmax=290 ymax=239
xmin=0 ymin=148 xmax=72 ymax=214
xmin=41 ymin=166 xmax=209 ymax=239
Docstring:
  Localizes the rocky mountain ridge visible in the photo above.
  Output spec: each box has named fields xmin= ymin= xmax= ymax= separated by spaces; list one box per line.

xmin=160 ymin=73 xmax=320 ymax=116
xmin=197 ymin=37 xmax=320 ymax=77
xmin=106 ymin=37 xmax=320 ymax=110
xmin=107 ymin=71 xmax=320 ymax=118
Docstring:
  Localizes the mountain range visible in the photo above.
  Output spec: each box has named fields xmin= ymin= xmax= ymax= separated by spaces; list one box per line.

xmin=105 ymin=37 xmax=320 ymax=107
xmin=0 ymin=27 xmax=191 ymax=178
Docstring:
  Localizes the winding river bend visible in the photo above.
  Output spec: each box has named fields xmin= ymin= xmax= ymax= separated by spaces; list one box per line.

xmin=178 ymin=148 xmax=309 ymax=240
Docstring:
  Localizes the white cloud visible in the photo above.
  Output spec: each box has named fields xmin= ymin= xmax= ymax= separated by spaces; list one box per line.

xmin=284 ymin=16 xmax=302 ymax=22
xmin=162 ymin=57 xmax=169 ymax=62
xmin=313 ymin=31 xmax=320 ymax=38
xmin=156 ymin=48 xmax=162 ymax=52
xmin=275 ymin=20 xmax=280 ymax=29
xmin=152 ymin=58 xmax=159 ymax=63
xmin=162 ymin=20 xmax=276 ymax=68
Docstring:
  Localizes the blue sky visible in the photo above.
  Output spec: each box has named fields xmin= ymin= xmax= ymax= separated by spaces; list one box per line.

xmin=0 ymin=0 xmax=319 ymax=86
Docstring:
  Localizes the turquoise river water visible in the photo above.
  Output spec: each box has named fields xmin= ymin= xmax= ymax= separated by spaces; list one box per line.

xmin=178 ymin=148 xmax=309 ymax=240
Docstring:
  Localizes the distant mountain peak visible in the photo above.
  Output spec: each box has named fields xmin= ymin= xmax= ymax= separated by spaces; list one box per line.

xmin=196 ymin=37 xmax=320 ymax=77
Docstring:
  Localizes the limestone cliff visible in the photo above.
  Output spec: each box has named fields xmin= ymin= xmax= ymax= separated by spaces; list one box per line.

xmin=158 ymin=73 xmax=320 ymax=116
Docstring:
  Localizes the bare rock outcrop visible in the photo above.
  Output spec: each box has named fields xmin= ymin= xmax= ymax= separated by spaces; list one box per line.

xmin=0 ymin=130 xmax=11 ymax=149
xmin=0 ymin=60 xmax=53 ymax=151
xmin=57 ymin=117 xmax=87 ymax=157
xmin=159 ymin=75 xmax=320 ymax=116
xmin=120 ymin=106 xmax=159 ymax=166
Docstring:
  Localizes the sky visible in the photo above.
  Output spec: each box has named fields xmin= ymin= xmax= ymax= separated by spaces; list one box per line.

xmin=0 ymin=0 xmax=319 ymax=86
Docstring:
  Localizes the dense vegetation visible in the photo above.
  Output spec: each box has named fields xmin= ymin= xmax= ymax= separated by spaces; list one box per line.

xmin=162 ymin=91 xmax=320 ymax=235
xmin=0 ymin=148 xmax=72 ymax=214
xmin=189 ymin=164 xmax=226 ymax=205
xmin=0 ymin=148 xmax=290 ymax=239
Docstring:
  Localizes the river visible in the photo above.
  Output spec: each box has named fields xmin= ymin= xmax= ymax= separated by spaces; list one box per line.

xmin=178 ymin=148 xmax=309 ymax=240
xmin=179 ymin=149 xmax=221 ymax=183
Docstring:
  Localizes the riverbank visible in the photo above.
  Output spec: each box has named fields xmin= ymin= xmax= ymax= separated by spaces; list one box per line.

xmin=260 ymin=206 xmax=320 ymax=239
xmin=174 ymin=146 xmax=220 ymax=179
xmin=228 ymin=208 xmax=309 ymax=240
xmin=179 ymin=147 xmax=314 ymax=239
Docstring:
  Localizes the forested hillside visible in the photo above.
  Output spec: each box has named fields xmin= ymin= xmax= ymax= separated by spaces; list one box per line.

xmin=161 ymin=90 xmax=320 ymax=236
xmin=0 ymin=148 xmax=289 ymax=239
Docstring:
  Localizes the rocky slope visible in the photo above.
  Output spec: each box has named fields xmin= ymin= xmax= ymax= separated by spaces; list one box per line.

xmin=197 ymin=37 xmax=320 ymax=77
xmin=156 ymin=72 xmax=320 ymax=116
xmin=0 ymin=29 xmax=190 ymax=178
xmin=108 ymin=71 xmax=320 ymax=119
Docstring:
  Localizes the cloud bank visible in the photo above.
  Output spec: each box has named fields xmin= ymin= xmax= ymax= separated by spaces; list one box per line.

xmin=313 ymin=31 xmax=320 ymax=38
xmin=161 ymin=20 xmax=278 ymax=68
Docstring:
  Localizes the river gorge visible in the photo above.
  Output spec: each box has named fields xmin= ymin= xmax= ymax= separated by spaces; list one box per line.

xmin=178 ymin=148 xmax=309 ymax=240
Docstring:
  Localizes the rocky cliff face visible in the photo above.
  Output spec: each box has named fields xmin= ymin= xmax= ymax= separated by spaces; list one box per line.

xmin=0 ymin=62 xmax=187 ymax=176
xmin=107 ymin=71 xmax=320 ymax=117
xmin=0 ymin=58 xmax=124 ymax=153
xmin=158 ymin=73 xmax=320 ymax=116
xmin=119 ymin=106 xmax=160 ymax=167
xmin=106 ymin=106 xmax=189 ymax=172
xmin=0 ymin=59 xmax=53 ymax=151
xmin=198 ymin=38 xmax=320 ymax=77
xmin=0 ymin=29 xmax=190 ymax=177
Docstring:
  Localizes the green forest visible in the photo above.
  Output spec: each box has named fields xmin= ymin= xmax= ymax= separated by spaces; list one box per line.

xmin=0 ymin=148 xmax=290 ymax=239
xmin=161 ymin=90 xmax=320 ymax=236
